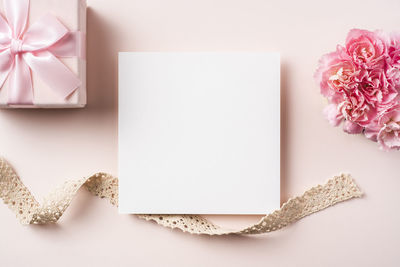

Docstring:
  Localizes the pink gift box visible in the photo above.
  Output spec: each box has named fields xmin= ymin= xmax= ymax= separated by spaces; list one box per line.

xmin=0 ymin=0 xmax=86 ymax=108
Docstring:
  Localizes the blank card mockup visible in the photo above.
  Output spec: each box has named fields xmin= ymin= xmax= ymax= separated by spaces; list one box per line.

xmin=118 ymin=52 xmax=280 ymax=214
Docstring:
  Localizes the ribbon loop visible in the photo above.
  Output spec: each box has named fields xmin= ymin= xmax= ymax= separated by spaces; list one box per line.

xmin=3 ymin=0 xmax=29 ymax=39
xmin=0 ymin=15 xmax=11 ymax=47
xmin=49 ymin=31 xmax=86 ymax=59
xmin=21 ymin=13 xmax=69 ymax=52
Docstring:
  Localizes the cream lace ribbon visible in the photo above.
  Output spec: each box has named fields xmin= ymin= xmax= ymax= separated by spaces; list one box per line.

xmin=0 ymin=158 xmax=362 ymax=235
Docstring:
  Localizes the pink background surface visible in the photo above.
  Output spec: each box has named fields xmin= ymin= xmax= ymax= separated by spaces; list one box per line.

xmin=1 ymin=0 xmax=400 ymax=266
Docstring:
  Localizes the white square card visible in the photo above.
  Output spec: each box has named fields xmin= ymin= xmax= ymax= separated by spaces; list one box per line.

xmin=119 ymin=52 xmax=280 ymax=214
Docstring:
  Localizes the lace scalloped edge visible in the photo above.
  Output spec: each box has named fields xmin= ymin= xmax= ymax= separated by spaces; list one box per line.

xmin=0 ymin=158 xmax=362 ymax=235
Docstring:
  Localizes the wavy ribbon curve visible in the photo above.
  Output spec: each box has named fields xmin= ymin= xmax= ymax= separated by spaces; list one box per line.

xmin=0 ymin=158 xmax=362 ymax=235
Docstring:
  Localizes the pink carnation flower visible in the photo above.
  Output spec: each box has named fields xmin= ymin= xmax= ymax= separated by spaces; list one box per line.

xmin=346 ymin=29 xmax=387 ymax=69
xmin=387 ymin=33 xmax=400 ymax=69
xmin=316 ymin=29 xmax=400 ymax=150
xmin=365 ymin=105 xmax=400 ymax=150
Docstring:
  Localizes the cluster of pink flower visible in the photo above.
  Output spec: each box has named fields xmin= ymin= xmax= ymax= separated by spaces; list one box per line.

xmin=315 ymin=29 xmax=400 ymax=151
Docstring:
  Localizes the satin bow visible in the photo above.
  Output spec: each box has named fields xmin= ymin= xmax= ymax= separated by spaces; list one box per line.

xmin=0 ymin=0 xmax=83 ymax=105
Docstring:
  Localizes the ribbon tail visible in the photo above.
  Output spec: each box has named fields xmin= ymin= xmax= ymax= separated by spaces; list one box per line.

xmin=23 ymin=51 xmax=81 ymax=99
xmin=8 ymin=54 xmax=33 ymax=105
xmin=0 ymin=48 xmax=13 ymax=88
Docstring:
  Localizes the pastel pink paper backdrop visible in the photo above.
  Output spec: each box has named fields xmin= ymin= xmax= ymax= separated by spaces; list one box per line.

xmin=0 ymin=0 xmax=399 ymax=266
